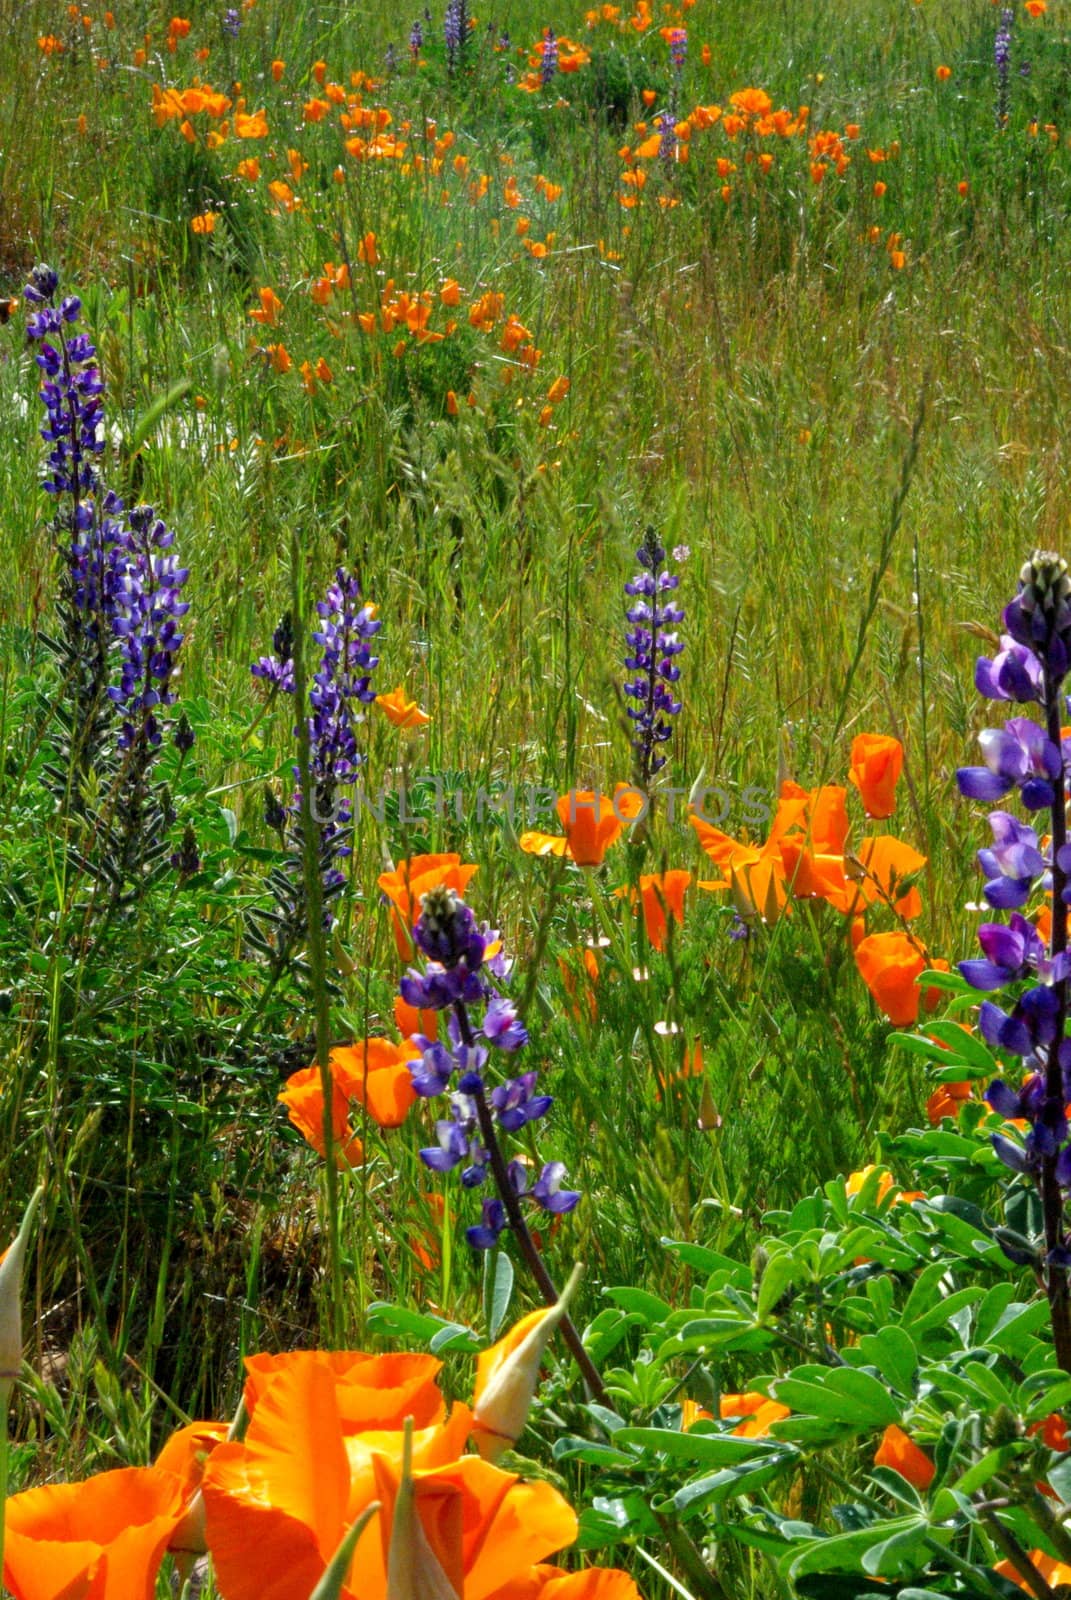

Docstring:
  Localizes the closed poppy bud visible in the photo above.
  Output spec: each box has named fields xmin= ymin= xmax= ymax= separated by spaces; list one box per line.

xmin=848 ymin=732 xmax=903 ymax=817
xmin=384 ymin=1421 xmax=458 ymax=1600
xmin=0 ymin=1188 xmax=43 ymax=1410
xmin=473 ymin=1264 xmax=583 ymax=1461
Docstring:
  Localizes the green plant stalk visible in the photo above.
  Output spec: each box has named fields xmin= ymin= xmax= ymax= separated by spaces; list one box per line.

xmin=290 ymin=531 xmax=345 ymax=1349
xmin=453 ymin=996 xmax=726 ymax=1600
xmin=1042 ymin=653 xmax=1071 ymax=1374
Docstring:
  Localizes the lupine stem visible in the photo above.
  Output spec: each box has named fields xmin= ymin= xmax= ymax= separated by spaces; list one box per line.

xmin=452 ymin=998 xmax=604 ymax=1397
xmin=291 ymin=537 xmax=345 ymax=1349
xmin=1043 ymin=663 xmax=1071 ymax=1372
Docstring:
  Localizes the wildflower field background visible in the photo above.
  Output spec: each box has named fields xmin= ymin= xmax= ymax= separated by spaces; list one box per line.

xmin=8 ymin=0 xmax=1071 ymax=1596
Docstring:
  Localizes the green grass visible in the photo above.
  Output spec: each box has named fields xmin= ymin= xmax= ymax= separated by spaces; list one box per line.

xmin=3 ymin=0 xmax=1071 ymax=1593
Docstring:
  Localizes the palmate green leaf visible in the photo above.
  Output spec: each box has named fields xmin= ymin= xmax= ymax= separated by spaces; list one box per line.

xmin=671 ymin=1450 xmax=797 ymax=1514
xmin=784 ymin=1515 xmax=927 ymax=1580
xmin=612 ymin=1425 xmax=787 ymax=1467
xmin=552 ymin=1436 xmax=639 ymax=1469
xmin=771 ymin=1366 xmax=902 ymax=1429
xmin=602 ymin=1286 xmax=672 ymax=1325
xmin=756 ymin=1248 xmax=799 ymax=1320
xmin=844 ymin=1326 xmax=918 ymax=1393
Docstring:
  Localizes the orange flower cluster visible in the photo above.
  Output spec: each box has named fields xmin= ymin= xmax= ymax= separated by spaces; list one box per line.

xmin=279 ymin=1022 xmax=420 ymax=1164
xmin=616 ymin=84 xmax=861 ymax=209
xmin=3 ymin=1340 xmax=640 ymax=1600
xmin=517 ymin=32 xmax=591 ymax=92
xmin=689 ymin=736 xmax=947 ymax=1023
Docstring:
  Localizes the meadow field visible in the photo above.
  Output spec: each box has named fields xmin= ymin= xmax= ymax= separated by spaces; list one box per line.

xmin=5 ymin=0 xmax=1071 ymax=1595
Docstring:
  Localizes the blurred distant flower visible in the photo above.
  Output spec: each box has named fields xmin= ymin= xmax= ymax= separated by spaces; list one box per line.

xmin=222 ymin=8 xmax=240 ymax=36
xmin=541 ymin=27 xmax=558 ymax=85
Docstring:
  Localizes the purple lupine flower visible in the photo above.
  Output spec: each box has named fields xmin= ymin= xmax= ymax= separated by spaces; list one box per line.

xmin=409 ymin=1040 xmax=457 ymax=1096
xmin=408 ymin=19 xmax=423 ymax=57
xmin=976 ymin=635 xmax=1043 ymax=703
xmin=657 ymin=110 xmax=678 ymax=165
xmin=978 ymin=812 xmax=1046 ymax=908
xmin=483 ymin=995 xmax=528 ymax=1050
xmin=108 ymin=503 xmax=191 ymax=750
xmin=467 ymin=1198 xmax=507 ymax=1249
xmin=540 ymin=28 xmax=558 ymax=87
xmin=957 ymin=550 xmax=1071 ymax=1303
xmin=995 ymin=7 xmax=1013 ymax=128
xmin=957 ymin=716 xmax=1062 ymax=810
xmin=959 ymin=913 xmax=1059 ymax=991
xmin=402 ymin=887 xmax=581 ymax=1249
xmin=490 ymin=1072 xmax=553 ymax=1131
xmin=249 ymin=568 xmax=379 ymax=941
xmin=668 ymin=27 xmax=687 ymax=71
xmin=1004 ymin=551 xmax=1071 ymax=681
xmin=624 ymin=527 xmax=684 ymax=785
xmin=444 ymin=0 xmax=468 ymax=68
xmin=532 ymin=1161 xmax=581 ymax=1214
xmin=222 ymin=8 xmax=241 ymax=36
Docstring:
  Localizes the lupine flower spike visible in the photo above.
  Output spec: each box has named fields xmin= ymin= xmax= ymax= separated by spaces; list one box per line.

xmin=957 ymin=550 xmax=1071 ymax=1371
xmin=402 ymin=885 xmax=579 ymax=1251
xmin=623 ymin=528 xmax=684 ymax=788
xmin=250 ymin=571 xmax=380 ymax=961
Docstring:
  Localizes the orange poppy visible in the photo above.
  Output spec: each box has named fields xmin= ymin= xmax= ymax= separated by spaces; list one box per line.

xmin=490 ymin=1564 xmax=643 ymax=1598
xmin=520 ymin=787 xmax=644 ymax=866
xmin=277 ymin=1066 xmax=364 ymax=1166
xmin=996 ymin=1550 xmax=1071 ymax=1596
xmin=241 ymin=1349 xmax=446 ymax=1432
xmin=854 ymin=930 xmax=946 ymax=1025
xmin=691 ymin=781 xmax=848 ymax=920
xmin=155 ymin=1421 xmax=230 ymax=1491
xmin=848 ymin=733 xmax=904 ymax=818
xmin=719 ymin=1392 xmax=790 ymax=1437
xmin=378 ymin=854 xmax=479 ymax=959
xmin=680 ymin=1399 xmax=715 ymax=1430
xmin=201 ymin=1356 xmax=578 ymax=1600
xmin=249 ymin=286 xmax=283 ymax=325
xmin=926 ymin=1079 xmax=972 ymax=1124
xmin=874 ymin=1423 xmax=935 ymax=1490
xmin=848 ymin=835 xmax=925 ymax=919
xmin=375 ymin=684 xmax=431 ymax=728
xmin=4 ymin=1467 xmax=188 ymax=1600
xmin=1027 ymin=1413 xmax=1069 ymax=1452
xmin=394 ymin=993 xmax=438 ymax=1041
xmin=329 ymin=1037 xmax=417 ymax=1128
xmin=635 ymin=870 xmax=691 ymax=950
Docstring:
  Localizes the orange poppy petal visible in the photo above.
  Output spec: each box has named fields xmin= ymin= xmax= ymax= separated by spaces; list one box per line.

xmin=519 ymin=831 xmax=571 ymax=858
xmin=4 ymin=1468 xmax=187 ymax=1600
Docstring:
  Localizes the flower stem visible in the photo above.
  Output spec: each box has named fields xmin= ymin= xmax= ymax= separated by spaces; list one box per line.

xmin=1043 ymin=665 xmax=1071 ymax=1372
xmin=292 ymin=535 xmax=345 ymax=1349
xmin=453 ymin=998 xmax=604 ymax=1397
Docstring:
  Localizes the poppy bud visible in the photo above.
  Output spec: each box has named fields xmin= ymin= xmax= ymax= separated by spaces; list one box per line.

xmin=383 ymin=1420 xmax=458 ymax=1600
xmin=0 ymin=1188 xmax=44 ymax=1411
xmin=472 ymin=1263 xmax=583 ymax=1462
